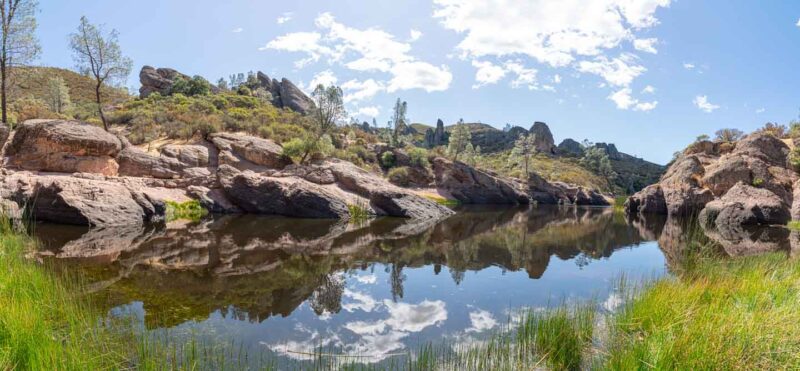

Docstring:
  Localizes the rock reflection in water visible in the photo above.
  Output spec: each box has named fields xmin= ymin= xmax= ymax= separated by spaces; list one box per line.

xmin=38 ymin=206 xmax=654 ymax=329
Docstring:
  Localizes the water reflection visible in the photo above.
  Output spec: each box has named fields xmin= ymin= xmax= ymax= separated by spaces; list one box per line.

xmin=38 ymin=205 xmax=674 ymax=365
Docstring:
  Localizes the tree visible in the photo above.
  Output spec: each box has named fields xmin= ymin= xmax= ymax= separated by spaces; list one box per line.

xmin=216 ymin=77 xmax=228 ymax=90
xmin=70 ymin=16 xmax=132 ymax=131
xmin=581 ymin=147 xmax=616 ymax=180
xmin=0 ymin=0 xmax=40 ymax=124
xmin=695 ymin=134 xmax=710 ymax=142
xmin=757 ymin=122 xmax=787 ymax=138
xmin=44 ymin=75 xmax=70 ymax=114
xmin=463 ymin=143 xmax=481 ymax=167
xmin=714 ymin=128 xmax=744 ymax=142
xmin=385 ymin=98 xmax=411 ymax=147
xmin=509 ymin=132 xmax=537 ymax=177
xmin=447 ymin=119 xmax=472 ymax=162
xmin=301 ymin=84 xmax=345 ymax=163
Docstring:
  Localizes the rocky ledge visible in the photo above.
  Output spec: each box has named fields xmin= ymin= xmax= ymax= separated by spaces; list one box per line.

xmin=625 ymin=132 xmax=798 ymax=230
xmin=0 ymin=119 xmax=610 ymax=227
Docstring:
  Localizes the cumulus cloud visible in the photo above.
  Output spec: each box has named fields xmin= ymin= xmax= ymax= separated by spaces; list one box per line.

xmin=305 ymin=69 xmax=338 ymax=91
xmin=797 ymin=18 xmax=800 ymax=27
xmin=342 ymin=79 xmax=385 ymax=103
xmin=384 ymin=300 xmax=448 ymax=332
xmin=694 ymin=95 xmax=720 ymax=113
xmin=642 ymin=85 xmax=656 ymax=94
xmin=683 ymin=62 xmax=695 ymax=70
xmin=231 ymin=27 xmax=243 ymax=33
xmin=471 ymin=60 xmax=507 ymax=88
xmin=355 ymin=274 xmax=378 ymax=284
xmin=277 ymin=12 xmax=293 ymax=24
xmin=633 ymin=38 xmax=658 ymax=54
xmin=756 ymin=107 xmax=765 ymax=114
xmin=266 ymin=13 xmax=451 ymax=95
xmin=465 ymin=309 xmax=498 ymax=333
xmin=609 ymin=88 xmax=657 ymax=111
xmin=577 ymin=53 xmax=646 ymax=87
xmin=355 ymin=106 xmax=381 ymax=118
xmin=342 ymin=289 xmax=378 ymax=313
xmin=409 ymin=29 xmax=423 ymax=42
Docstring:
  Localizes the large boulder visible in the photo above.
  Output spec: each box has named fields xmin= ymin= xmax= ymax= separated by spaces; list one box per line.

xmin=117 ymin=139 xmax=213 ymax=179
xmin=279 ymin=78 xmax=315 ymax=115
xmin=5 ymin=119 xmax=122 ymax=175
xmin=624 ymin=184 xmax=667 ymax=214
xmin=529 ymin=122 xmax=555 ymax=154
xmin=432 ymin=157 xmax=530 ymax=204
xmin=139 ymin=66 xmax=189 ymax=98
xmin=556 ymin=138 xmax=584 ymax=157
xmin=218 ymin=165 xmax=354 ymax=219
xmin=0 ymin=172 xmax=164 ymax=226
xmin=699 ymin=182 xmax=791 ymax=229
xmin=209 ymin=132 xmax=292 ymax=170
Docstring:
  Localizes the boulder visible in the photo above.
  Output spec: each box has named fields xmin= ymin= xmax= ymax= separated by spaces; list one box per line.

xmin=279 ymin=78 xmax=315 ymax=115
xmin=187 ymin=186 xmax=242 ymax=214
xmin=5 ymin=119 xmax=121 ymax=175
xmin=117 ymin=146 xmax=185 ymax=179
xmin=529 ymin=122 xmax=555 ymax=154
xmin=160 ymin=144 xmax=212 ymax=168
xmin=139 ymin=66 xmax=189 ymax=98
xmin=699 ymin=182 xmax=790 ymax=229
xmin=528 ymin=172 xmax=570 ymax=204
xmin=209 ymin=132 xmax=292 ymax=170
xmin=218 ymin=165 xmax=356 ymax=219
xmin=624 ymin=185 xmax=667 ymax=214
xmin=432 ymin=157 xmax=530 ymax=204
xmin=0 ymin=172 xmax=164 ymax=226
xmin=556 ymin=138 xmax=584 ymax=157
xmin=0 ymin=124 xmax=9 ymax=153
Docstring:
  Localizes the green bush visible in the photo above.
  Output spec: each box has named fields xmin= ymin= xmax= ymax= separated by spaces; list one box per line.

xmin=407 ymin=147 xmax=429 ymax=168
xmin=387 ymin=166 xmax=410 ymax=186
xmin=381 ymin=151 xmax=396 ymax=168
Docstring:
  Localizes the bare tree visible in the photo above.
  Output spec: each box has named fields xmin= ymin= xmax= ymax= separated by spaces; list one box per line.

xmin=69 ymin=16 xmax=132 ymax=131
xmin=0 ymin=0 xmax=40 ymax=124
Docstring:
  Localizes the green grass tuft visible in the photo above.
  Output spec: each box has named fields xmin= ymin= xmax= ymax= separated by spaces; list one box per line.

xmin=165 ymin=200 xmax=208 ymax=222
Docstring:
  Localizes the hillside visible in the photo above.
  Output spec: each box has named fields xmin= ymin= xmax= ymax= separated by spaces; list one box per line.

xmin=10 ymin=67 xmax=130 ymax=105
xmin=406 ymin=120 xmax=665 ymax=194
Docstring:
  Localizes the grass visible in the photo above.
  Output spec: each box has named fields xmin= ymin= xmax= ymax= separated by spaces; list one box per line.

xmin=423 ymin=194 xmax=461 ymax=206
xmin=788 ymin=220 xmax=800 ymax=230
xmin=0 ymin=220 xmax=126 ymax=369
xmin=347 ymin=200 xmax=372 ymax=224
xmin=613 ymin=196 xmax=627 ymax=212
xmin=165 ymin=200 xmax=208 ymax=222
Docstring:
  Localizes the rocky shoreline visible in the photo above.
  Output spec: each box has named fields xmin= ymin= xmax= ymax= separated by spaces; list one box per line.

xmin=0 ymin=119 xmax=610 ymax=227
xmin=625 ymin=132 xmax=799 ymax=233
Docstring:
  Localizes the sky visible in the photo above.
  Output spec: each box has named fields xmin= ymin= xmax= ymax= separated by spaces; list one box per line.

xmin=35 ymin=0 xmax=800 ymax=165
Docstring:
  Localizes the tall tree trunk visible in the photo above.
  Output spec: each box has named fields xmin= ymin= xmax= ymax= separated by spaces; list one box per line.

xmin=95 ymin=82 xmax=107 ymax=131
xmin=1 ymin=59 xmax=6 ymax=125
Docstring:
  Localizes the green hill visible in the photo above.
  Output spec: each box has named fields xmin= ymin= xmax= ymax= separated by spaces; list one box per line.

xmin=10 ymin=66 xmax=130 ymax=105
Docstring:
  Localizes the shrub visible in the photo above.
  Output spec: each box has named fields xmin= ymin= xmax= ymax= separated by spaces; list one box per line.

xmin=387 ymin=166 xmax=410 ymax=187
xmin=381 ymin=151 xmax=396 ymax=168
xmin=237 ymin=85 xmax=252 ymax=96
xmin=165 ymin=200 xmax=208 ymax=222
xmin=407 ymin=147 xmax=429 ymax=168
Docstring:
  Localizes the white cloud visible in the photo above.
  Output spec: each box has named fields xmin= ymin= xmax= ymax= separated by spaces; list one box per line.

xmin=267 ymin=13 xmax=451 ymax=94
xmin=465 ymin=309 xmax=498 ymax=333
xmin=342 ymin=79 xmax=385 ymax=103
xmin=683 ymin=62 xmax=695 ymax=70
xmin=232 ymin=27 xmax=243 ymax=33
xmin=577 ymin=53 xmax=646 ymax=87
xmin=609 ymin=88 xmax=657 ymax=111
xmin=471 ymin=60 xmax=506 ymax=88
xmin=756 ymin=107 xmax=765 ymax=114
xmin=356 ymin=106 xmax=381 ymax=118
xmin=694 ymin=95 xmax=720 ymax=113
xmin=409 ymin=29 xmax=423 ymax=42
xmin=384 ymin=299 xmax=448 ymax=332
xmin=642 ymin=85 xmax=656 ymax=94
xmin=796 ymin=18 xmax=800 ymax=27
xmin=277 ymin=12 xmax=293 ymax=24
xmin=387 ymin=61 xmax=452 ymax=92
xmin=342 ymin=289 xmax=378 ymax=313
xmin=306 ymin=69 xmax=338 ymax=91
xmin=633 ymin=38 xmax=658 ymax=54
xmin=553 ymin=74 xmax=562 ymax=84
xmin=355 ymin=274 xmax=378 ymax=284
xmin=603 ymin=292 xmax=623 ymax=312
xmin=504 ymin=61 xmax=539 ymax=89
xmin=433 ymin=0 xmax=670 ymax=67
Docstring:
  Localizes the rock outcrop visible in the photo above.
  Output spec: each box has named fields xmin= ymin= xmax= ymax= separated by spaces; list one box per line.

xmin=139 ymin=66 xmax=189 ymax=98
xmin=432 ymin=157 xmax=530 ymax=204
xmin=627 ymin=132 xmax=798 ymax=230
xmin=255 ymin=72 xmax=315 ymax=115
xmin=5 ymin=119 xmax=122 ymax=175
xmin=424 ymin=119 xmax=447 ymax=148
xmin=557 ymin=138 xmax=584 ymax=157
xmin=530 ymin=122 xmax=555 ymax=154
xmin=209 ymin=132 xmax=292 ymax=170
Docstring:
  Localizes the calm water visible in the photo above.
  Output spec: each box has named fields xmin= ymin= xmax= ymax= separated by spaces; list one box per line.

xmin=36 ymin=206 xmax=696 ymax=366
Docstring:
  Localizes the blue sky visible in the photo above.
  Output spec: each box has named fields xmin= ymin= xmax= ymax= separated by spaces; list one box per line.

xmin=36 ymin=0 xmax=800 ymax=164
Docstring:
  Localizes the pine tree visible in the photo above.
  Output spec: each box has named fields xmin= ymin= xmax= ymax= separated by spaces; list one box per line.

xmin=447 ymin=119 xmax=472 ymax=162
xmin=44 ymin=75 xmax=70 ymax=114
xmin=509 ymin=133 xmax=537 ymax=178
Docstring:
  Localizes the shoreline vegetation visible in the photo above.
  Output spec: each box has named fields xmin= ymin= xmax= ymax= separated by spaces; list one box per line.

xmin=4 ymin=215 xmax=800 ymax=369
